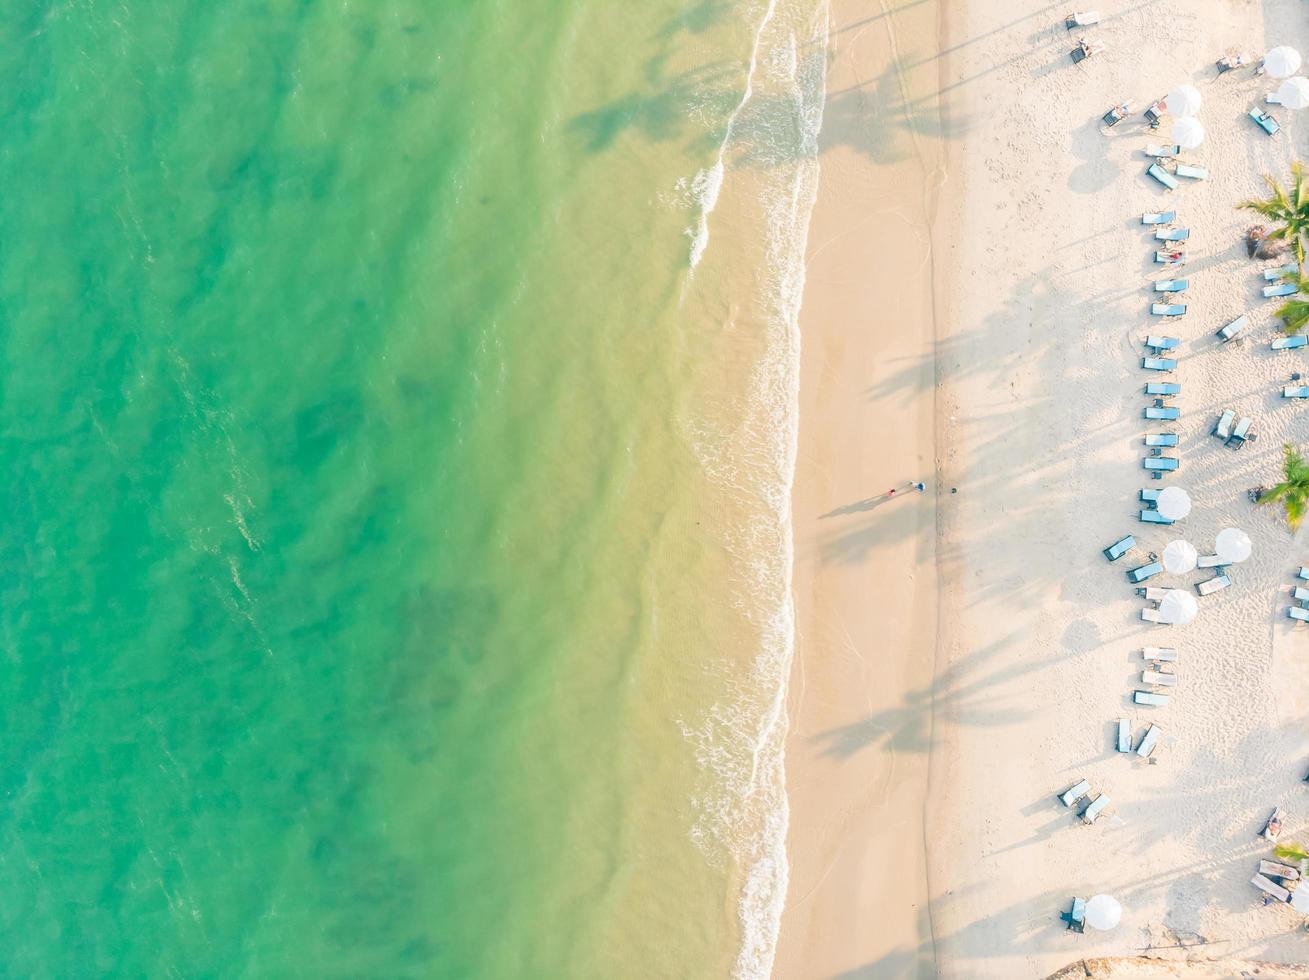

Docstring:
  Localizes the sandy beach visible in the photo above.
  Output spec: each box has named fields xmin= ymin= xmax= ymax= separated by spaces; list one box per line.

xmin=781 ymin=0 xmax=1309 ymax=977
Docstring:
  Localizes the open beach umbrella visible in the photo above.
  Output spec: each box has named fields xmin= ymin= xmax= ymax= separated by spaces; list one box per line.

xmin=1171 ymin=117 xmax=1205 ymax=150
xmin=1215 ymin=527 xmax=1253 ymax=564
xmin=1276 ymin=76 xmax=1309 ymax=110
xmin=1293 ymin=884 xmax=1309 ymax=914
xmin=1156 ymin=486 xmax=1192 ymax=521
xmin=1085 ymin=894 xmax=1122 ymax=930
xmin=1166 ymin=83 xmax=1202 ymax=117
xmin=1158 ymin=589 xmax=1198 ymax=626
xmin=1162 ymin=539 xmax=1198 ymax=574
xmin=1265 ymin=46 xmax=1303 ymax=79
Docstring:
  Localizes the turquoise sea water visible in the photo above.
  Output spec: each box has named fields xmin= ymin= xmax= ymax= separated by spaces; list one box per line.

xmin=0 ymin=1 xmax=826 ymax=975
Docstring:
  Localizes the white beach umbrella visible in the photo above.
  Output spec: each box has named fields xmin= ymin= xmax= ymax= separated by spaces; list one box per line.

xmin=1293 ymin=884 xmax=1309 ymax=913
xmin=1156 ymin=486 xmax=1192 ymax=521
xmin=1085 ymin=894 xmax=1122 ymax=930
xmin=1162 ymin=539 xmax=1198 ymax=574
xmin=1276 ymin=76 xmax=1309 ymax=110
xmin=1215 ymin=527 xmax=1253 ymax=563
xmin=1166 ymin=83 xmax=1202 ymax=117
xmin=1158 ymin=589 xmax=1198 ymax=626
xmin=1171 ymin=117 xmax=1205 ymax=150
xmin=1265 ymin=46 xmax=1303 ymax=79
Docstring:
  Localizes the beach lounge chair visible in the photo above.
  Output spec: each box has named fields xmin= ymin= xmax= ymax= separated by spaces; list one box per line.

xmin=1081 ymin=794 xmax=1109 ymax=824
xmin=1197 ymin=574 xmax=1232 ymax=596
xmin=1145 ymin=145 xmax=1180 ymax=159
xmin=1142 ymin=211 xmax=1175 ymax=225
xmin=1217 ymin=315 xmax=1248 ymax=342
xmin=1150 ymin=304 xmax=1186 ymax=317
xmin=1145 ymin=335 xmax=1180 ymax=350
xmin=1145 ymin=433 xmax=1178 ymax=447
xmin=1292 ymin=585 xmax=1309 ymax=603
xmin=1290 ymin=605 xmax=1309 ymax=622
xmin=1141 ymin=669 xmax=1177 ymax=687
xmin=1066 ymin=10 xmax=1100 ymax=28
xmin=1128 ymin=561 xmax=1163 ymax=584
xmin=1142 ymin=646 xmax=1177 ymax=662
xmin=1103 ymin=534 xmax=1135 ymax=561
xmin=1154 ymin=227 xmax=1189 ymax=242
xmin=1154 ymin=279 xmax=1188 ymax=292
xmin=1227 ymin=417 xmax=1256 ymax=447
xmin=1144 ymin=99 xmax=1166 ymax=127
xmin=1062 ymin=896 xmax=1087 ymax=932
xmin=1264 ymin=282 xmax=1297 ymax=298
xmin=1136 ymin=724 xmax=1161 ymax=757
xmin=1260 ymin=860 xmax=1301 ymax=881
xmin=1140 ymin=488 xmax=1161 ymax=503
xmin=1058 ymin=778 xmax=1092 ymax=807
xmin=1142 ymin=357 xmax=1176 ymax=371
xmin=1250 ymin=108 xmax=1281 ymax=136
xmin=1155 ymin=250 xmax=1185 ymax=265
xmin=1262 ymin=807 xmax=1285 ymax=841
xmin=1139 ymin=509 xmax=1173 ymax=525
xmin=1102 ymin=103 xmax=1130 ymax=127
xmin=1175 ymin=164 xmax=1207 ymax=180
xmin=1284 ymin=385 xmax=1309 ymax=398
xmin=1197 ymin=554 xmax=1227 ymax=568
xmin=1299 ymin=566 xmax=1309 ymax=581
xmin=1145 ymin=404 xmax=1180 ymax=421
xmin=1142 ymin=608 xmax=1164 ymax=625
xmin=1134 ymin=691 xmax=1168 ymax=706
xmin=1147 ymin=163 xmax=1178 ymax=190
xmin=1252 ymin=873 xmax=1291 ymax=903
xmin=1145 ymin=382 xmax=1179 ymax=396
xmin=1116 ymin=718 xmax=1131 ymax=753
xmin=1070 ymin=39 xmax=1103 ymax=63
xmin=1141 ymin=587 xmax=1169 ymax=602
xmin=1271 ymin=334 xmax=1308 ymax=350
xmin=1217 ymin=52 xmax=1250 ymax=73
xmin=1264 ymin=262 xmax=1299 ymax=281
xmin=1213 ymin=409 xmax=1235 ymax=439
xmin=1143 ymin=457 xmax=1178 ymax=474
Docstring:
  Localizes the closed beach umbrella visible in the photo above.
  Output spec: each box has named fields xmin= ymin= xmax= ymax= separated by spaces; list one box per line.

xmin=1085 ymin=894 xmax=1122 ymax=930
xmin=1171 ymin=117 xmax=1205 ymax=150
xmin=1158 ymin=589 xmax=1198 ymax=625
xmin=1265 ymin=46 xmax=1303 ymax=79
xmin=1156 ymin=486 xmax=1192 ymax=521
xmin=1162 ymin=539 xmax=1198 ymax=574
xmin=1276 ymin=76 xmax=1309 ymax=110
xmin=1216 ymin=527 xmax=1253 ymax=563
xmin=1294 ymin=884 xmax=1309 ymax=913
xmin=1166 ymin=83 xmax=1202 ymax=117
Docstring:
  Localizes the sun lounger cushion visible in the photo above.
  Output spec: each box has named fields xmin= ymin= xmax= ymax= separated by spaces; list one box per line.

xmin=1264 ymin=282 xmax=1297 ymax=298
xmin=1293 ymin=585 xmax=1309 ymax=603
xmin=1286 ymin=386 xmax=1309 ymax=398
xmin=1144 ymin=145 xmax=1179 ymax=159
xmin=1145 ymin=405 xmax=1179 ymax=420
xmin=1271 ymin=335 xmax=1308 ymax=350
xmin=1142 ymin=211 xmax=1175 ymax=225
xmin=1252 ymin=873 xmax=1291 ymax=902
xmin=1251 ymin=109 xmax=1281 ymax=136
xmin=1147 ymin=163 xmax=1178 ymax=190
xmin=1290 ymin=605 xmax=1309 ymax=622
xmin=1260 ymin=860 xmax=1301 ymax=881
xmin=1197 ymin=574 xmax=1231 ymax=596
xmin=1134 ymin=691 xmax=1168 ymax=706
xmin=1217 ymin=315 xmax=1248 ymax=342
xmin=1145 ymin=433 xmax=1177 ymax=447
xmin=1264 ymin=263 xmax=1299 ymax=281
xmin=1103 ymin=534 xmax=1134 ymax=561
xmin=1154 ymin=250 xmax=1185 ymax=264
xmin=1154 ymin=279 xmax=1188 ymax=292
xmin=1140 ymin=488 xmax=1161 ymax=503
xmin=1145 ymin=335 xmax=1179 ymax=350
xmin=1213 ymin=410 xmax=1235 ymax=439
xmin=1139 ymin=510 xmax=1173 ymax=524
xmin=1141 ymin=669 xmax=1176 ymax=686
xmin=1142 ymin=357 xmax=1176 ymax=370
xmin=1128 ymin=562 xmax=1163 ymax=583
xmin=1228 ymin=417 xmax=1253 ymax=443
xmin=1143 ymin=457 xmax=1178 ymax=471
xmin=1136 ymin=724 xmax=1161 ymax=757
xmin=1175 ymin=164 xmax=1206 ymax=180
xmin=1116 ymin=719 xmax=1131 ymax=753
xmin=1145 ymin=382 xmax=1179 ymax=395
xmin=1196 ymin=554 xmax=1226 ymax=568
xmin=1058 ymin=779 xmax=1091 ymax=807
xmin=1150 ymin=304 xmax=1185 ymax=317
xmin=1154 ymin=228 xmax=1188 ymax=241
xmin=1142 ymin=647 xmax=1176 ymax=662
xmin=1081 ymin=794 xmax=1109 ymax=824
xmin=1299 ymin=566 xmax=1309 ymax=581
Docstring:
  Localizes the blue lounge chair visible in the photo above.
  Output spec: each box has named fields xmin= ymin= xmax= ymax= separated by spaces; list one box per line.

xmin=1213 ymin=410 xmax=1235 ymax=439
xmin=1271 ymin=335 xmax=1308 ymax=350
xmin=1290 ymin=606 xmax=1309 ymax=622
xmin=1145 ymin=382 xmax=1179 ymax=396
xmin=1145 ymin=405 xmax=1180 ymax=420
xmin=1063 ymin=897 xmax=1087 ymax=933
xmin=1134 ymin=691 xmax=1169 ymax=706
xmin=1145 ymin=433 xmax=1177 ymax=447
xmin=1143 ymin=457 xmax=1179 ymax=472
xmin=1264 ymin=282 xmax=1297 ymax=298
xmin=1227 ymin=416 xmax=1256 ymax=447
xmin=1217 ymin=315 xmax=1248 ymax=343
xmin=1128 ymin=561 xmax=1163 ymax=583
xmin=1175 ymin=164 xmax=1207 ymax=180
xmin=1155 ymin=227 xmax=1189 ymax=241
xmin=1058 ymin=778 xmax=1091 ymax=807
xmin=1284 ymin=385 xmax=1309 ymax=398
xmin=1145 ymin=335 xmax=1180 ymax=350
xmin=1299 ymin=566 xmax=1309 ymax=581
xmin=1264 ymin=263 xmax=1299 ymax=281
xmin=1142 ymin=211 xmax=1175 ymax=225
xmin=1140 ymin=510 xmax=1173 ymax=524
xmin=1294 ymin=586 xmax=1309 ymax=603
xmin=1151 ymin=303 xmax=1186 ymax=317
xmin=1140 ymin=488 xmax=1161 ymax=503
xmin=1148 ymin=163 xmax=1178 ymax=190
xmin=1136 ymin=724 xmax=1161 ymax=758
xmin=1117 ymin=719 xmax=1132 ymax=753
xmin=1103 ymin=534 xmax=1135 ymax=561
xmin=1142 ymin=357 xmax=1176 ymax=371
xmin=1251 ymin=108 xmax=1280 ymax=136
xmin=1144 ymin=145 xmax=1179 ymax=159
xmin=1154 ymin=279 xmax=1188 ymax=292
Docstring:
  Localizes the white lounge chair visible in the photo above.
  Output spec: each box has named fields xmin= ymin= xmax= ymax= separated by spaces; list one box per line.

xmin=1134 ymin=690 xmax=1168 ymax=706
xmin=1141 ymin=669 xmax=1177 ymax=686
xmin=1197 ymin=574 xmax=1232 ymax=596
xmin=1116 ymin=718 xmax=1131 ymax=752
xmin=1142 ymin=646 xmax=1177 ymax=662
xmin=1252 ymin=873 xmax=1290 ymax=903
xmin=1081 ymin=794 xmax=1110 ymax=824
xmin=1136 ymin=724 xmax=1161 ymax=757
xmin=1059 ymin=778 xmax=1092 ymax=807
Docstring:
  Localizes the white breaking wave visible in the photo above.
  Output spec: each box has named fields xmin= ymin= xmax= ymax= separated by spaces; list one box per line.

xmin=676 ymin=2 xmax=830 ymax=978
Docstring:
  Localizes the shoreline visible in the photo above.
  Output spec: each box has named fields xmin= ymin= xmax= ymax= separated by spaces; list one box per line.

xmin=773 ymin=0 xmax=948 ymax=974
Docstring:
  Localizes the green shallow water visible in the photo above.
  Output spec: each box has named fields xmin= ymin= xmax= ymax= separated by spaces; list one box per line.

xmin=0 ymin=1 xmax=826 ymax=976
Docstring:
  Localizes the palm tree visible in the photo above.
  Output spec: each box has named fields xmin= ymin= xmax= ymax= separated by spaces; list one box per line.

xmin=1260 ymin=444 xmax=1309 ymax=530
xmin=1241 ymin=161 xmax=1309 ymax=264
xmin=1275 ymin=842 xmax=1309 ymax=864
xmin=1274 ymin=273 xmax=1309 ymax=334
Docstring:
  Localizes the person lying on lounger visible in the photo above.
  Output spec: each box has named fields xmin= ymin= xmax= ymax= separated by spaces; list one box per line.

xmin=1217 ymin=51 xmax=1249 ymax=73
